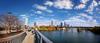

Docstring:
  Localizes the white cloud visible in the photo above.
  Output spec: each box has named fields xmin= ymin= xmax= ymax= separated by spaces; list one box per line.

xmin=54 ymin=0 xmax=73 ymax=9
xmin=20 ymin=15 xmax=29 ymax=18
xmin=86 ymin=0 xmax=98 ymax=13
xmin=63 ymin=13 xmax=98 ymax=27
xmin=35 ymin=4 xmax=47 ymax=10
xmin=44 ymin=0 xmax=73 ymax=9
xmin=20 ymin=15 xmax=29 ymax=25
xmin=93 ymin=0 xmax=98 ymax=6
xmin=34 ymin=19 xmax=50 ymax=26
xmin=33 ymin=14 xmax=98 ymax=27
xmin=64 ymin=16 xmax=98 ymax=27
xmin=44 ymin=1 xmax=53 ymax=6
xmin=64 ymin=18 xmax=89 ymax=27
xmin=86 ymin=5 xmax=93 ymax=14
xmin=35 ymin=4 xmax=53 ymax=13
xmin=39 ymin=16 xmax=44 ymax=19
xmin=79 ymin=13 xmax=98 ymax=26
xmin=81 ymin=0 xmax=89 ymax=4
xmin=34 ymin=19 xmax=61 ymax=26
xmin=75 ymin=3 xmax=86 ymax=9
xmin=35 ymin=11 xmax=42 ymax=14
xmin=67 ymin=17 xmax=86 ymax=23
xmin=34 ymin=16 xmax=45 ymax=20
xmin=79 ymin=13 xmax=98 ymax=25
xmin=79 ymin=13 xmax=93 ymax=20
xmin=75 ymin=0 xmax=89 ymax=9
xmin=20 ymin=15 xmax=26 ymax=17
xmin=46 ymin=10 xmax=53 ymax=13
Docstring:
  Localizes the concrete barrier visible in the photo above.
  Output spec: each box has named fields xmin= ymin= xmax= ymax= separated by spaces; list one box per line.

xmin=0 ymin=32 xmax=26 ymax=43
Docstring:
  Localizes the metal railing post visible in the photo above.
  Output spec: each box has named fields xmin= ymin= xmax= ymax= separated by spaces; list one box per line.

xmin=34 ymin=29 xmax=53 ymax=43
xmin=40 ymin=36 xmax=42 ymax=43
xmin=0 ymin=32 xmax=26 ymax=43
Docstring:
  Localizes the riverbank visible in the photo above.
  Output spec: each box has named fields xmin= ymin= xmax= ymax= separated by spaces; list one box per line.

xmin=87 ymin=27 xmax=100 ymax=35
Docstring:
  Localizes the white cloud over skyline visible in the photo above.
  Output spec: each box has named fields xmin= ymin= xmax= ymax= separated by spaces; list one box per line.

xmin=44 ymin=0 xmax=73 ymax=9
xmin=81 ymin=0 xmax=89 ymax=4
xmin=75 ymin=3 xmax=86 ymax=9
xmin=28 ymin=0 xmax=100 ymax=26
xmin=20 ymin=15 xmax=29 ymax=25
xmin=86 ymin=0 xmax=98 ymax=14
xmin=34 ymin=4 xmax=53 ymax=13
xmin=35 ymin=11 xmax=42 ymax=14
xmin=75 ymin=0 xmax=89 ymax=9
xmin=31 ymin=14 xmax=98 ymax=27
xmin=44 ymin=1 xmax=53 ymax=6
xmin=64 ymin=14 xmax=98 ymax=27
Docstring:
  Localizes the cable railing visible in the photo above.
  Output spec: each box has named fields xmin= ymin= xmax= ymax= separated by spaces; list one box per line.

xmin=34 ymin=29 xmax=53 ymax=43
xmin=0 ymin=32 xmax=26 ymax=43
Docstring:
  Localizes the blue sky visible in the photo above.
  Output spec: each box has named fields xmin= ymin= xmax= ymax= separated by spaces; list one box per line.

xmin=0 ymin=0 xmax=100 ymax=26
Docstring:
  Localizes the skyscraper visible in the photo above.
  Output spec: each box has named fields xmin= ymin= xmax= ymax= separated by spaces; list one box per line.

xmin=20 ymin=15 xmax=28 ymax=25
xmin=60 ymin=22 xmax=63 ymax=27
xmin=34 ymin=22 xmax=37 ymax=26
xmin=25 ymin=18 xmax=28 ymax=25
xmin=64 ymin=22 xmax=66 ymax=27
xmin=51 ymin=21 xmax=53 ymax=26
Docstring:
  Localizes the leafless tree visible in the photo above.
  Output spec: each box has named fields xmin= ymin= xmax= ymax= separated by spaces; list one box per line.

xmin=0 ymin=12 xmax=22 ymax=33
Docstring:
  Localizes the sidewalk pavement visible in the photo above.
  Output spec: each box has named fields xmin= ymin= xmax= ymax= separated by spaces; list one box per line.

xmin=22 ymin=31 xmax=35 ymax=43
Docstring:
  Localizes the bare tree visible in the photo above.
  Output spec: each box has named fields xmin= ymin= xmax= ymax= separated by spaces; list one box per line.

xmin=0 ymin=12 xmax=22 ymax=33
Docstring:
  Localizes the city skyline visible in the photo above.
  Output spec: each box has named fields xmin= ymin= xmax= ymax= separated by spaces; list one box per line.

xmin=0 ymin=0 xmax=100 ymax=26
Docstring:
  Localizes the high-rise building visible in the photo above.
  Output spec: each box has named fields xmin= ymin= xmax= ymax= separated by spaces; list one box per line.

xmin=60 ymin=22 xmax=63 ymax=27
xmin=64 ymin=22 xmax=69 ymax=27
xmin=64 ymin=22 xmax=66 ymax=27
xmin=34 ymin=22 xmax=37 ymax=26
xmin=25 ymin=18 xmax=28 ymax=25
xmin=20 ymin=15 xmax=28 ymax=25
xmin=51 ymin=21 xmax=53 ymax=26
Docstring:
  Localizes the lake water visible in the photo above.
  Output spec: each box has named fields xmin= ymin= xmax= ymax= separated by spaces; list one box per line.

xmin=41 ymin=28 xmax=100 ymax=43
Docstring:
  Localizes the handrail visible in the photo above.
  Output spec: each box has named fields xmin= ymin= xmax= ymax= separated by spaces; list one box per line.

xmin=1 ymin=32 xmax=25 ymax=39
xmin=0 ymin=32 xmax=26 ymax=43
xmin=35 ymin=29 xmax=53 ymax=43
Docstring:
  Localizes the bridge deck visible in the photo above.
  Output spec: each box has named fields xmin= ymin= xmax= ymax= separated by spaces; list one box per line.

xmin=22 ymin=31 xmax=35 ymax=43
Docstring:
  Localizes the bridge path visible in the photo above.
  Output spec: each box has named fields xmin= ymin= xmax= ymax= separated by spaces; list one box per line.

xmin=22 ymin=31 xmax=35 ymax=43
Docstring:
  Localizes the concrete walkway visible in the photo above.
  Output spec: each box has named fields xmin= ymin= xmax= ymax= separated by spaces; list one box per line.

xmin=22 ymin=31 xmax=35 ymax=43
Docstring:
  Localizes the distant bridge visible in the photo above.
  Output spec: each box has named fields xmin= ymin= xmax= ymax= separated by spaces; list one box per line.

xmin=55 ymin=26 xmax=94 ymax=29
xmin=66 ymin=27 xmax=94 ymax=29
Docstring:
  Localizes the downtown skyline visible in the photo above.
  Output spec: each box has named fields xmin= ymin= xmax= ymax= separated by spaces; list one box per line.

xmin=0 ymin=0 xmax=100 ymax=27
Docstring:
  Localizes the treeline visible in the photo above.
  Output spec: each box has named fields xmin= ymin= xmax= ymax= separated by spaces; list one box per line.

xmin=86 ymin=26 xmax=100 ymax=34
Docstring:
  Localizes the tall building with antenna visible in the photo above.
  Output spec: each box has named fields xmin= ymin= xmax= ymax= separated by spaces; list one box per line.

xmin=20 ymin=15 xmax=28 ymax=25
xmin=25 ymin=17 xmax=28 ymax=25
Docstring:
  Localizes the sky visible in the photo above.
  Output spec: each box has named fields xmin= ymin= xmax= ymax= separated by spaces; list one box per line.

xmin=0 ymin=0 xmax=100 ymax=26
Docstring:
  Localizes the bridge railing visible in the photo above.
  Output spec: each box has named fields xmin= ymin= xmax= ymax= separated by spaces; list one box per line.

xmin=0 ymin=32 xmax=26 ymax=43
xmin=34 ymin=29 xmax=53 ymax=43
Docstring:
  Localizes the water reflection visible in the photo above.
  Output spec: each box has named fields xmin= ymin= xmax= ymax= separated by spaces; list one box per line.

xmin=41 ymin=28 xmax=100 ymax=43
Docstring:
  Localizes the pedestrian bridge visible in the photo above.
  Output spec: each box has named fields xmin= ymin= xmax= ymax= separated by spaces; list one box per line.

xmin=66 ymin=27 xmax=94 ymax=29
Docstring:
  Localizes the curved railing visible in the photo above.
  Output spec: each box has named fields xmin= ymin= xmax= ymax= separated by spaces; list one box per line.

xmin=0 ymin=32 xmax=26 ymax=43
xmin=34 ymin=29 xmax=53 ymax=43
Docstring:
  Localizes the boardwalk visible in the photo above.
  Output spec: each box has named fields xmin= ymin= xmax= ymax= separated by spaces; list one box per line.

xmin=22 ymin=31 xmax=35 ymax=43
